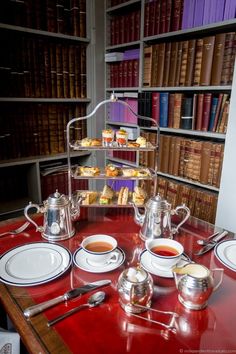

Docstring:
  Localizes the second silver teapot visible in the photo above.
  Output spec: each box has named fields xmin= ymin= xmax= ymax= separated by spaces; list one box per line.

xmin=132 ymin=194 xmax=190 ymax=240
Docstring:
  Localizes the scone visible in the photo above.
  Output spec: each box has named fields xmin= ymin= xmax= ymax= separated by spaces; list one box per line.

xmin=105 ymin=164 xmax=119 ymax=177
xmin=80 ymin=166 xmax=100 ymax=176
xmin=81 ymin=137 xmax=92 ymax=146
xmin=137 ymin=168 xmax=151 ymax=177
xmin=91 ymin=138 xmax=102 ymax=146
xmin=122 ymin=168 xmax=137 ymax=177
xmin=117 ymin=186 xmax=129 ymax=205
xmin=81 ymin=191 xmax=98 ymax=205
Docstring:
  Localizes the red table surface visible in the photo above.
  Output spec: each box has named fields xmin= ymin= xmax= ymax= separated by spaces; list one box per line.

xmin=0 ymin=209 xmax=236 ymax=354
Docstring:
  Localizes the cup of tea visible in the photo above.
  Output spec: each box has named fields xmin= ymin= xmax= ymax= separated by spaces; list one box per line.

xmin=81 ymin=234 xmax=119 ymax=266
xmin=145 ymin=238 xmax=184 ymax=269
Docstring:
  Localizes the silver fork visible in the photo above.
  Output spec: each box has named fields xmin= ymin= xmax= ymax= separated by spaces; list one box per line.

xmin=0 ymin=221 xmax=30 ymax=238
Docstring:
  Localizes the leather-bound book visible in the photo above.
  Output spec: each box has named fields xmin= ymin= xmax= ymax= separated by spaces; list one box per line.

xmin=69 ymin=44 xmax=76 ymax=98
xmin=49 ymin=42 xmax=57 ymax=98
xmin=157 ymin=177 xmax=168 ymax=198
xmin=166 ymin=181 xmax=180 ymax=208
xmin=211 ymin=33 xmax=226 ymax=86
xmin=212 ymin=143 xmax=224 ymax=188
xmin=168 ymin=93 xmax=175 ymax=128
xmin=168 ymin=41 xmax=178 ymax=86
xmin=180 ymin=94 xmax=193 ymax=129
xmin=80 ymin=45 xmax=87 ymax=98
xmin=200 ymin=36 xmax=215 ymax=86
xmin=144 ymin=1 xmax=151 ymax=37
xmin=172 ymin=93 xmax=183 ymax=128
xmin=166 ymin=0 xmax=173 ymax=33
xmin=220 ymin=32 xmax=235 ymax=85
xmin=154 ymin=0 xmax=161 ymax=35
xmin=172 ymin=136 xmax=182 ymax=176
xmin=160 ymin=0 xmax=167 ymax=34
xmin=171 ymin=0 xmax=183 ymax=31
xmin=152 ymin=92 xmax=160 ymax=126
xmin=195 ymin=93 xmax=204 ymax=130
xmin=168 ymin=136 xmax=176 ymax=174
xmin=143 ymin=46 xmax=153 ymax=87
xmin=193 ymin=38 xmax=203 ymax=86
xmin=213 ymin=93 xmax=229 ymax=132
xmin=185 ymin=39 xmax=196 ymax=86
xmin=175 ymin=41 xmax=183 ymax=86
xmin=163 ymin=42 xmax=171 ymax=86
xmin=217 ymin=100 xmax=230 ymax=133
xmin=201 ymin=93 xmax=212 ymax=131
xmin=160 ymin=135 xmax=171 ymax=173
xmin=200 ymin=141 xmax=212 ymax=184
xmin=62 ymin=45 xmax=69 ymax=98
xmin=179 ymin=40 xmax=189 ymax=86
xmin=156 ymin=43 xmax=166 ymax=86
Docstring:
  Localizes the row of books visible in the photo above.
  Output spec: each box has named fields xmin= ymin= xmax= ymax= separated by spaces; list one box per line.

xmin=159 ymin=135 xmax=224 ymax=188
xmin=0 ymin=35 xmax=87 ymax=99
xmin=107 ymin=150 xmax=137 ymax=164
xmin=144 ymin=32 xmax=236 ymax=87
xmin=144 ymin=0 xmax=236 ymax=38
xmin=109 ymin=59 xmax=139 ymax=88
xmin=0 ymin=0 xmax=86 ymax=38
xmin=138 ymin=91 xmax=230 ymax=133
xmin=110 ymin=8 xmax=140 ymax=46
xmin=156 ymin=176 xmax=218 ymax=224
xmin=0 ymin=103 xmax=87 ymax=160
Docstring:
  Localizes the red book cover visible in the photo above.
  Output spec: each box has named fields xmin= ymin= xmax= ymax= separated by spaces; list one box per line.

xmin=201 ymin=93 xmax=212 ymax=131
xmin=195 ymin=93 xmax=204 ymax=130
xmin=132 ymin=59 xmax=139 ymax=87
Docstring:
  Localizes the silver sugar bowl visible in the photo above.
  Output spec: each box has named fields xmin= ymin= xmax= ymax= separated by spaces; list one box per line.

xmin=117 ymin=267 xmax=154 ymax=314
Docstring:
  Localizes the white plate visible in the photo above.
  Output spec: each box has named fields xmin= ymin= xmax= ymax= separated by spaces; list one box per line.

xmin=139 ymin=250 xmax=190 ymax=278
xmin=214 ymin=240 xmax=236 ymax=272
xmin=0 ymin=242 xmax=72 ymax=286
xmin=73 ymin=247 xmax=125 ymax=273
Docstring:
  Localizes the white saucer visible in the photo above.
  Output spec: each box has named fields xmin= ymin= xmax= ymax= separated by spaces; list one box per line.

xmin=73 ymin=247 xmax=125 ymax=273
xmin=139 ymin=250 xmax=190 ymax=278
xmin=215 ymin=240 xmax=236 ymax=272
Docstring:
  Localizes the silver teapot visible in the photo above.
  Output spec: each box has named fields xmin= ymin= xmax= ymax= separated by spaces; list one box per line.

xmin=173 ymin=263 xmax=224 ymax=310
xmin=24 ymin=190 xmax=81 ymax=241
xmin=117 ymin=267 xmax=154 ymax=314
xmin=132 ymin=194 xmax=190 ymax=240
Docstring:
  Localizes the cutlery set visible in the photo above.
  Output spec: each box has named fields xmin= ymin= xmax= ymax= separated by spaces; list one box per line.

xmin=194 ymin=230 xmax=228 ymax=256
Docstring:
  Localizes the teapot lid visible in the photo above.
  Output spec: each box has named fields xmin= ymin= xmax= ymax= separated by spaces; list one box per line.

xmin=47 ymin=190 xmax=69 ymax=206
xmin=146 ymin=194 xmax=171 ymax=210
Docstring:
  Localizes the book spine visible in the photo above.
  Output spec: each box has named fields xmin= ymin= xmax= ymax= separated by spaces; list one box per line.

xmin=210 ymin=33 xmax=226 ymax=86
xmin=200 ymin=36 xmax=215 ymax=86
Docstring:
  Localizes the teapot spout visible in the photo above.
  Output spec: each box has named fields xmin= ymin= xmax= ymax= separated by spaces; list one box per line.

xmin=131 ymin=202 xmax=145 ymax=226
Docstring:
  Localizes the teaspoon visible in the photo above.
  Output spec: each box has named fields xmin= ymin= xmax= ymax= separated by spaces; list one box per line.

xmin=47 ymin=291 xmax=106 ymax=327
xmin=197 ymin=231 xmax=220 ymax=246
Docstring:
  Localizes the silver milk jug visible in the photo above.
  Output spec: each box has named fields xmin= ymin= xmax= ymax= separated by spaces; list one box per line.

xmin=173 ymin=263 xmax=224 ymax=310
xmin=132 ymin=194 xmax=190 ymax=240
xmin=117 ymin=267 xmax=154 ymax=314
xmin=24 ymin=190 xmax=80 ymax=241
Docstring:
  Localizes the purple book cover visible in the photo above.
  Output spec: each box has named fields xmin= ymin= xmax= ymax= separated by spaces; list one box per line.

xmin=215 ymin=0 xmax=225 ymax=22
xmin=182 ymin=0 xmax=195 ymax=29
xmin=202 ymin=0 xmax=212 ymax=24
xmin=193 ymin=0 xmax=205 ymax=27
xmin=223 ymin=0 xmax=236 ymax=19
xmin=125 ymin=98 xmax=138 ymax=124
xmin=123 ymin=49 xmax=140 ymax=60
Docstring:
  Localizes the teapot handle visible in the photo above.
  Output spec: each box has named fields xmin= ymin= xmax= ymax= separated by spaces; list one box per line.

xmin=172 ymin=204 xmax=190 ymax=234
xmin=24 ymin=202 xmax=44 ymax=232
xmin=212 ymin=268 xmax=224 ymax=292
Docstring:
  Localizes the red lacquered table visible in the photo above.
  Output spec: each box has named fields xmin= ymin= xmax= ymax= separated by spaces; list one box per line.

xmin=0 ymin=209 xmax=235 ymax=354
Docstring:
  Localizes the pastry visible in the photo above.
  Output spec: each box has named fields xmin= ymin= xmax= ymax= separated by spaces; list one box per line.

xmin=101 ymin=185 xmax=114 ymax=199
xmin=81 ymin=137 xmax=92 ymax=146
xmin=128 ymin=142 xmax=140 ymax=148
xmin=81 ymin=191 xmax=98 ymax=205
xmin=132 ymin=186 xmax=147 ymax=206
xmin=102 ymin=129 xmax=114 ymax=146
xmin=80 ymin=166 xmax=100 ymax=176
xmin=122 ymin=168 xmax=137 ymax=177
xmin=105 ymin=164 xmax=119 ymax=177
xmin=91 ymin=138 xmax=102 ymax=146
xmin=117 ymin=186 xmax=129 ymax=205
xmin=136 ymin=136 xmax=147 ymax=147
xmin=137 ymin=168 xmax=151 ymax=177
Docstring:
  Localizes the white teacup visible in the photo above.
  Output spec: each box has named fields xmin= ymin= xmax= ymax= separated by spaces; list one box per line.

xmin=145 ymin=238 xmax=184 ymax=270
xmin=81 ymin=234 xmax=119 ymax=266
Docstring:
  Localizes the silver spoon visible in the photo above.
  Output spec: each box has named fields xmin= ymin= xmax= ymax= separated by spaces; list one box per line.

xmin=47 ymin=291 xmax=106 ymax=327
xmin=197 ymin=231 xmax=220 ymax=246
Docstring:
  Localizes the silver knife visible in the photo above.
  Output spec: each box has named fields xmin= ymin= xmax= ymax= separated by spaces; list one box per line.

xmin=23 ymin=279 xmax=111 ymax=318
xmin=194 ymin=231 xmax=228 ymax=256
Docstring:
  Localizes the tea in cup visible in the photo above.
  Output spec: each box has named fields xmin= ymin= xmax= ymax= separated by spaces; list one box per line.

xmin=81 ymin=234 xmax=119 ymax=266
xmin=145 ymin=238 xmax=184 ymax=269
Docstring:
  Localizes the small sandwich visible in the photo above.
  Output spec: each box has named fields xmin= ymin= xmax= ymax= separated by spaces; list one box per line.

xmin=81 ymin=137 xmax=92 ymax=146
xmin=81 ymin=191 xmax=98 ymax=205
xmin=99 ymin=185 xmax=114 ymax=205
xmin=136 ymin=136 xmax=147 ymax=147
xmin=117 ymin=186 xmax=129 ymax=205
xmin=132 ymin=186 xmax=147 ymax=206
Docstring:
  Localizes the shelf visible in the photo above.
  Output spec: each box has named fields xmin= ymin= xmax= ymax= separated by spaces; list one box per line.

xmin=0 ymin=98 xmax=91 ymax=103
xmin=143 ymin=19 xmax=236 ymax=43
xmin=159 ymin=128 xmax=226 ymax=140
xmin=0 ymin=23 xmax=90 ymax=43
xmin=71 ymin=141 xmax=156 ymax=151
xmin=106 ymin=41 xmax=141 ymax=51
xmin=0 ymin=152 xmax=91 ymax=168
xmin=106 ymin=121 xmax=138 ymax=128
xmin=157 ymin=172 xmax=219 ymax=192
xmin=73 ymin=166 xmax=154 ymax=180
xmin=106 ymin=157 xmax=138 ymax=167
xmin=106 ymin=0 xmax=141 ymax=13
xmin=141 ymin=86 xmax=232 ymax=92
xmin=106 ymin=87 xmax=140 ymax=92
